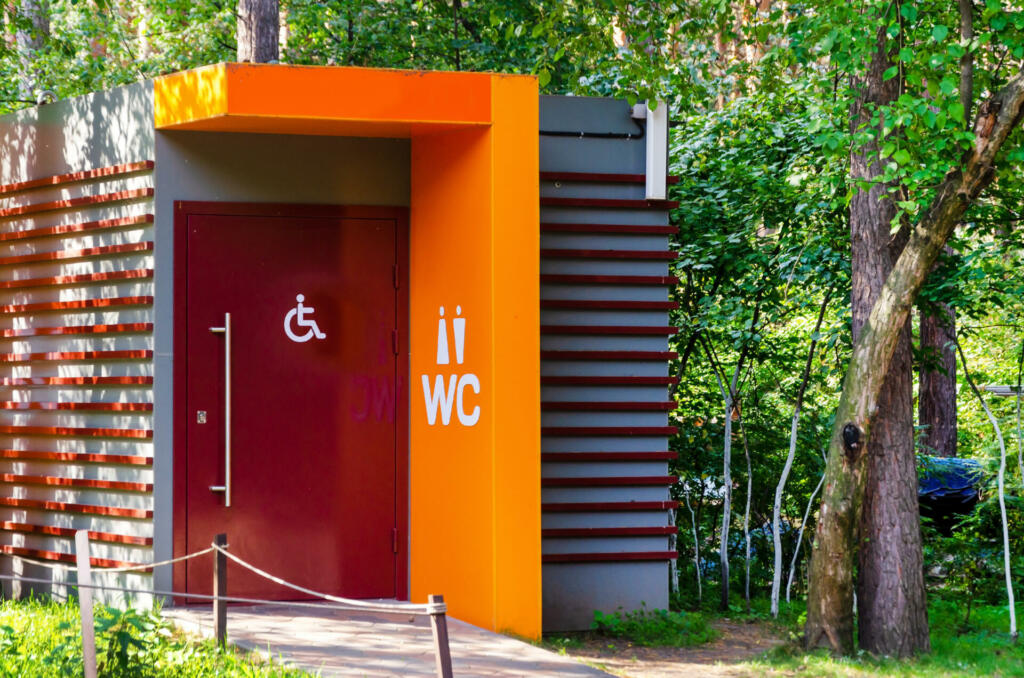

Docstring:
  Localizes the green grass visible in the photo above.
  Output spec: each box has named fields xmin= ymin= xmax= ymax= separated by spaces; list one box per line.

xmin=743 ymin=597 xmax=1024 ymax=677
xmin=0 ymin=595 xmax=316 ymax=677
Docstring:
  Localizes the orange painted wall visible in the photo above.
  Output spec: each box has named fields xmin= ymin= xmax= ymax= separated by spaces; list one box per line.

xmin=408 ymin=75 xmax=541 ymax=635
xmin=155 ymin=66 xmax=541 ymax=638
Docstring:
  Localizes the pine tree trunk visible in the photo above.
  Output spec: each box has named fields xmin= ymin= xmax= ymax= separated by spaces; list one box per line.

xmin=846 ymin=32 xmax=930 ymax=649
xmin=918 ymin=303 xmax=957 ymax=457
xmin=237 ymin=0 xmax=279 ymax=63
xmin=857 ymin=323 xmax=930 ymax=655
xmin=804 ymin=57 xmax=1024 ymax=659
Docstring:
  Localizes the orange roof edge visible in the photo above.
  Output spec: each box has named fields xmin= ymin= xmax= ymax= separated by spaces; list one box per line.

xmin=153 ymin=62 xmax=531 ymax=135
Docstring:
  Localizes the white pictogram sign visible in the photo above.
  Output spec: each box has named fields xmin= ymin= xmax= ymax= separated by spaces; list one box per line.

xmin=284 ymin=294 xmax=327 ymax=343
xmin=422 ymin=305 xmax=480 ymax=427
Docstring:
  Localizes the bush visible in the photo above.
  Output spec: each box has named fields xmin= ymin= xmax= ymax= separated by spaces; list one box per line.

xmin=0 ymin=596 xmax=312 ymax=677
xmin=592 ymin=605 xmax=717 ymax=647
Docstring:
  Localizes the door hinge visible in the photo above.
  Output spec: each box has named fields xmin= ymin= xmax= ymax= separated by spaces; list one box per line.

xmin=393 ymin=264 xmax=399 ymax=289
xmin=392 ymin=329 xmax=399 ymax=355
xmin=392 ymin=527 xmax=399 ymax=553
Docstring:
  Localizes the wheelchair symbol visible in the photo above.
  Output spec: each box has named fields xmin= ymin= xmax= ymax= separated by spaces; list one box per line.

xmin=284 ymin=294 xmax=327 ymax=343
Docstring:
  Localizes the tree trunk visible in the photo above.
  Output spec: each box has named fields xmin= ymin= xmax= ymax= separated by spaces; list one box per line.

xmin=805 ymin=66 xmax=1024 ymax=654
xmin=918 ymin=302 xmax=957 ymax=457
xmin=858 ymin=322 xmax=930 ymax=655
xmin=237 ymin=0 xmax=279 ymax=63
xmin=846 ymin=27 xmax=930 ymax=651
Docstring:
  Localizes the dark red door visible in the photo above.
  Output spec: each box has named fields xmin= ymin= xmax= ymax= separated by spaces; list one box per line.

xmin=183 ymin=212 xmax=402 ymax=600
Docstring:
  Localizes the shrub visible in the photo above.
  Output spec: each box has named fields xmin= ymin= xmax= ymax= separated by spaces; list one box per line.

xmin=592 ymin=605 xmax=717 ymax=647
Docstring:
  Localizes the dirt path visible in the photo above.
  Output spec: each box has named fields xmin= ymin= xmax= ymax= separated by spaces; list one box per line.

xmin=562 ymin=619 xmax=787 ymax=677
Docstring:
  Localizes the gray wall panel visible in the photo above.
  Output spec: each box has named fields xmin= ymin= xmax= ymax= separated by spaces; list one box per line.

xmin=539 ymin=95 xmax=676 ymax=631
xmin=543 ymin=562 xmax=669 ymax=631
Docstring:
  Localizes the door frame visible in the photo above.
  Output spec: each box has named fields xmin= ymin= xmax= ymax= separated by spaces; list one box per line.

xmin=171 ymin=201 xmax=410 ymax=602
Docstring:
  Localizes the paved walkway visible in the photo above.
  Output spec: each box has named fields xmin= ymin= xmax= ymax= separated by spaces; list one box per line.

xmin=166 ymin=604 xmax=610 ymax=677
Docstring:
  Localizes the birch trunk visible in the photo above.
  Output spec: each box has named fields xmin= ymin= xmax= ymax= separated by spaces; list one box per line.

xmin=771 ymin=293 xmax=830 ymax=617
xmin=684 ymin=483 xmax=702 ymax=602
xmin=788 ymin=467 xmax=825 ymax=603
xmin=805 ymin=69 xmax=1024 ymax=654
xmin=957 ymin=340 xmax=1017 ymax=638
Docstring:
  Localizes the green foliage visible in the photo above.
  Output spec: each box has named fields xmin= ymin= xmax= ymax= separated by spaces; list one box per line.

xmin=747 ymin=596 xmax=1024 ymax=676
xmin=591 ymin=605 xmax=717 ymax=647
xmin=0 ymin=596 xmax=312 ymax=677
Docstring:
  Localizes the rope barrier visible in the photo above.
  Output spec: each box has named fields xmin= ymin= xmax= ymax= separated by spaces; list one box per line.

xmin=209 ymin=543 xmax=445 ymax=615
xmin=1 ymin=546 xmax=217 ymax=574
xmin=1 ymin=533 xmax=456 ymax=678
xmin=0 ymin=573 xmax=424 ymax=616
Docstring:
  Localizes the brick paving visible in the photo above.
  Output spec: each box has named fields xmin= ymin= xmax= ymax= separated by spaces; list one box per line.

xmin=166 ymin=604 xmax=610 ymax=677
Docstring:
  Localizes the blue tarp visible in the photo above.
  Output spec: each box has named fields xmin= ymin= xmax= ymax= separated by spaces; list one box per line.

xmin=918 ymin=456 xmax=987 ymax=530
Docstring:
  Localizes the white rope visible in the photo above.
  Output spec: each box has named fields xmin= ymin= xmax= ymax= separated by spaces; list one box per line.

xmin=0 ymin=573 xmax=426 ymax=617
xmin=210 ymin=544 xmax=444 ymax=615
xmin=101 ymin=547 xmax=216 ymax=573
xmin=2 ymin=546 xmax=217 ymax=574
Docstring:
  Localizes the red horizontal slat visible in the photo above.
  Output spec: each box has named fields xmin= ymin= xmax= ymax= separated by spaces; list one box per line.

xmin=542 ymin=501 xmax=678 ymax=512
xmin=540 ymin=197 xmax=679 ymax=210
xmin=0 ymin=214 xmax=153 ymax=243
xmin=1 ymin=376 xmax=152 ymax=387
xmin=1 ymin=323 xmax=153 ymax=338
xmin=0 ymin=425 xmax=152 ymax=439
xmin=542 ymin=475 xmax=678 ymax=487
xmin=542 ymin=350 xmax=677 ymax=361
xmin=539 ymin=171 xmax=679 ymax=185
xmin=0 ymin=473 xmax=152 ymax=492
xmin=542 ymin=401 xmax=675 ymax=411
xmin=0 ymin=522 xmax=152 ymax=546
xmin=542 ymin=526 xmax=678 ymax=538
xmin=541 ymin=376 xmax=678 ymax=386
xmin=541 ymin=248 xmax=677 ymax=261
xmin=0 ymin=268 xmax=153 ymax=291
xmin=0 ymin=295 xmax=153 ymax=315
xmin=541 ymin=451 xmax=677 ymax=462
xmin=0 ymin=496 xmax=151 ymax=519
xmin=0 ymin=402 xmax=152 ymax=412
xmin=0 ymin=449 xmax=152 ymax=466
xmin=0 ymin=161 xmax=153 ymax=196
xmin=0 ymin=188 xmax=154 ymax=218
xmin=542 ymin=324 xmax=678 ymax=336
xmin=543 ymin=551 xmax=678 ymax=563
xmin=541 ymin=274 xmax=679 ymax=286
xmin=542 ymin=426 xmax=678 ymax=436
xmin=0 ymin=241 xmax=152 ymax=267
xmin=0 ymin=544 xmax=147 ymax=570
xmin=541 ymin=222 xmax=678 ymax=235
xmin=541 ymin=299 xmax=679 ymax=310
xmin=1 ymin=349 xmax=153 ymax=363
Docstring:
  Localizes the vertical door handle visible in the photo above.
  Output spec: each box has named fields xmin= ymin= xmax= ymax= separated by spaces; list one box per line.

xmin=209 ymin=312 xmax=232 ymax=507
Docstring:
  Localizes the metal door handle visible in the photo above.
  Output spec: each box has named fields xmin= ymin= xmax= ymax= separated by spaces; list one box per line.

xmin=209 ymin=312 xmax=232 ymax=507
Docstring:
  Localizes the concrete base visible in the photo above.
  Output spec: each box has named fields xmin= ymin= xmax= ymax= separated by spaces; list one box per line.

xmin=543 ymin=561 xmax=670 ymax=632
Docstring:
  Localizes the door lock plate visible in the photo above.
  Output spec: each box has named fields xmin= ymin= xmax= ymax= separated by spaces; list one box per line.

xmin=197 ymin=410 xmax=207 ymax=424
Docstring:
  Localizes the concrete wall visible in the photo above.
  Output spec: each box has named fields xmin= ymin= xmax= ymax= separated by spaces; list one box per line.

xmin=538 ymin=95 xmax=676 ymax=631
xmin=0 ymin=82 xmax=157 ymax=602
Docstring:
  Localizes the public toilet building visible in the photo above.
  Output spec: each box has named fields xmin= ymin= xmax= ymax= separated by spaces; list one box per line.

xmin=0 ymin=64 xmax=678 ymax=636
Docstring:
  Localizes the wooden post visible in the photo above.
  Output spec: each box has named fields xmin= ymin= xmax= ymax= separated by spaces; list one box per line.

xmin=428 ymin=594 xmax=453 ymax=678
xmin=74 ymin=530 xmax=98 ymax=678
xmin=213 ymin=533 xmax=227 ymax=647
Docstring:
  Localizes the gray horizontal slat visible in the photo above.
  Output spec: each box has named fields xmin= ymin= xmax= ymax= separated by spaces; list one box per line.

xmin=542 ymin=487 xmax=671 ymax=503
xmin=540 ymin=233 xmax=669 ymax=250
xmin=542 ymin=537 xmax=670 ymax=554
xmin=542 ymin=462 xmax=668 ymax=478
